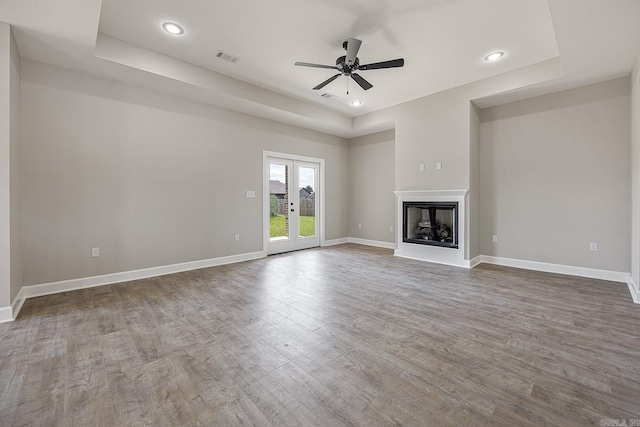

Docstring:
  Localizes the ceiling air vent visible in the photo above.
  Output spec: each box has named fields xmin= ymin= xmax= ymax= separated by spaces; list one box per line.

xmin=320 ymin=93 xmax=337 ymax=99
xmin=215 ymin=50 xmax=240 ymax=63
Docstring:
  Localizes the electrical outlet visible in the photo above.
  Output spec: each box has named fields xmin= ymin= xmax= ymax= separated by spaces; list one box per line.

xmin=358 ymin=224 xmax=362 ymax=229
xmin=246 ymin=191 xmax=255 ymax=198
xmin=492 ymin=235 xmax=498 ymax=243
xmin=589 ymin=242 xmax=598 ymax=251
xmin=235 ymin=234 xmax=240 ymax=241
xmin=91 ymin=247 xmax=99 ymax=257
xmin=419 ymin=164 xmax=425 ymax=172
xmin=389 ymin=226 xmax=393 ymax=233
xmin=436 ymin=162 xmax=442 ymax=170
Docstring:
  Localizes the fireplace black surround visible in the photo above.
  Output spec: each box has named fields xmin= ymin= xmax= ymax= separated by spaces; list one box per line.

xmin=403 ymin=202 xmax=458 ymax=249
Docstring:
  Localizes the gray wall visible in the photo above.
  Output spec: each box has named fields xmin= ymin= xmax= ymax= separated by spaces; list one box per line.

xmin=21 ymin=60 xmax=349 ymax=286
xmin=394 ymin=89 xmax=471 ymax=192
xmin=480 ymin=78 xmax=631 ymax=272
xmin=13 ymin=55 xmax=638 ymax=292
xmin=9 ymin=27 xmax=21 ymax=303
xmin=631 ymin=49 xmax=640 ymax=290
xmin=351 ymin=61 xmax=564 ymax=263
xmin=468 ymin=103 xmax=481 ymax=259
xmin=354 ymin=59 xmax=564 ymax=194
xmin=0 ymin=23 xmax=21 ymax=310
xmin=0 ymin=23 xmax=10 ymax=308
xmin=348 ymin=130 xmax=395 ymax=243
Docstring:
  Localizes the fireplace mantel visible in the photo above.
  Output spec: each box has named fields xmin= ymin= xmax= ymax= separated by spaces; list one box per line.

xmin=394 ymin=189 xmax=469 ymax=198
xmin=394 ymin=189 xmax=469 ymax=268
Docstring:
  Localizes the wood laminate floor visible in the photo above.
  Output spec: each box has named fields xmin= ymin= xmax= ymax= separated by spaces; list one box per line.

xmin=1 ymin=244 xmax=639 ymax=426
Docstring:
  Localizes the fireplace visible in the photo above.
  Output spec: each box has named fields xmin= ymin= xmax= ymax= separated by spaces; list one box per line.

xmin=394 ymin=190 xmax=468 ymax=268
xmin=403 ymin=202 xmax=458 ymax=249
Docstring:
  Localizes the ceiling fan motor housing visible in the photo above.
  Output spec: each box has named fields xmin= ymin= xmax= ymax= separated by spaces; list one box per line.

xmin=336 ymin=56 xmax=359 ymax=75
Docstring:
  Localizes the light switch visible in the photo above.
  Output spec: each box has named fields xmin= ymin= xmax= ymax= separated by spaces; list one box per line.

xmin=436 ymin=162 xmax=442 ymax=170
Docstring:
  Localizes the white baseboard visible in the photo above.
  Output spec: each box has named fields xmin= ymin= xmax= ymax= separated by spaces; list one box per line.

xmin=7 ymin=251 xmax=266 ymax=321
xmin=394 ymin=251 xmax=472 ymax=269
xmin=0 ymin=306 xmax=13 ymax=323
xmin=348 ymin=237 xmax=396 ymax=250
xmin=8 ymin=247 xmax=638 ymax=323
xmin=479 ymin=255 xmax=629 ymax=283
xmin=628 ymin=277 xmax=640 ymax=304
xmin=323 ymin=237 xmax=395 ymax=250
xmin=10 ymin=288 xmax=26 ymax=320
xmin=469 ymin=255 xmax=483 ymax=268
xmin=322 ymin=238 xmax=349 ymax=247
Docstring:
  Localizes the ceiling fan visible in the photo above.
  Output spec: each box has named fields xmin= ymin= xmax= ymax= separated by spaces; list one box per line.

xmin=295 ymin=38 xmax=404 ymax=92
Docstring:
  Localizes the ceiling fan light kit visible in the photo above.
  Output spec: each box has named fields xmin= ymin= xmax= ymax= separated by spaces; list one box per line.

xmin=295 ymin=38 xmax=404 ymax=92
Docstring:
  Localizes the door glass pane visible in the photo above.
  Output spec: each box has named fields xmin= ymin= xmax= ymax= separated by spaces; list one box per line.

xmin=270 ymin=163 xmax=289 ymax=240
xmin=298 ymin=166 xmax=315 ymax=237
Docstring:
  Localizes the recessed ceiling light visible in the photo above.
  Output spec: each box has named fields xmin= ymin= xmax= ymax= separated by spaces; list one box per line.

xmin=484 ymin=51 xmax=504 ymax=62
xmin=350 ymin=100 xmax=363 ymax=107
xmin=162 ymin=22 xmax=184 ymax=35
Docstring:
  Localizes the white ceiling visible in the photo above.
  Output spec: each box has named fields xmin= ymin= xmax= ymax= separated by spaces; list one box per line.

xmin=97 ymin=0 xmax=559 ymax=116
xmin=2 ymin=0 xmax=640 ymax=137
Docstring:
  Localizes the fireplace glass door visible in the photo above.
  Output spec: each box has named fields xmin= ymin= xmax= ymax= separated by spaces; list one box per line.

xmin=403 ymin=202 xmax=458 ymax=249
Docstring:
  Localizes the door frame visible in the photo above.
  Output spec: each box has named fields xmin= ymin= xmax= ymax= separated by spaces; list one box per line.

xmin=263 ymin=151 xmax=325 ymax=255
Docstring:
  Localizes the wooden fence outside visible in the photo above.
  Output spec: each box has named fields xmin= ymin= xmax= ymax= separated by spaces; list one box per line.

xmin=276 ymin=199 xmax=315 ymax=216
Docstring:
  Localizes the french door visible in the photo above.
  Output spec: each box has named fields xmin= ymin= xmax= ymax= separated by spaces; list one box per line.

xmin=266 ymin=155 xmax=320 ymax=255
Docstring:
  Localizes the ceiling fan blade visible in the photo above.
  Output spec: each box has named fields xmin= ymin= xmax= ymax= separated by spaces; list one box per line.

xmin=295 ymin=62 xmax=339 ymax=70
xmin=345 ymin=38 xmax=362 ymax=66
xmin=313 ymin=74 xmax=341 ymax=90
xmin=359 ymin=58 xmax=404 ymax=71
xmin=351 ymin=73 xmax=373 ymax=91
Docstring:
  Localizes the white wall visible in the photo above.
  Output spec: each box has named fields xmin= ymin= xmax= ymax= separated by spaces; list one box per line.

xmin=348 ymin=130 xmax=395 ymax=243
xmin=480 ymin=78 xmax=631 ymax=273
xmin=21 ymin=60 xmax=349 ymax=286
xmin=631 ymin=49 xmax=640 ymax=291
xmin=9 ymin=28 xmax=21 ymax=304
